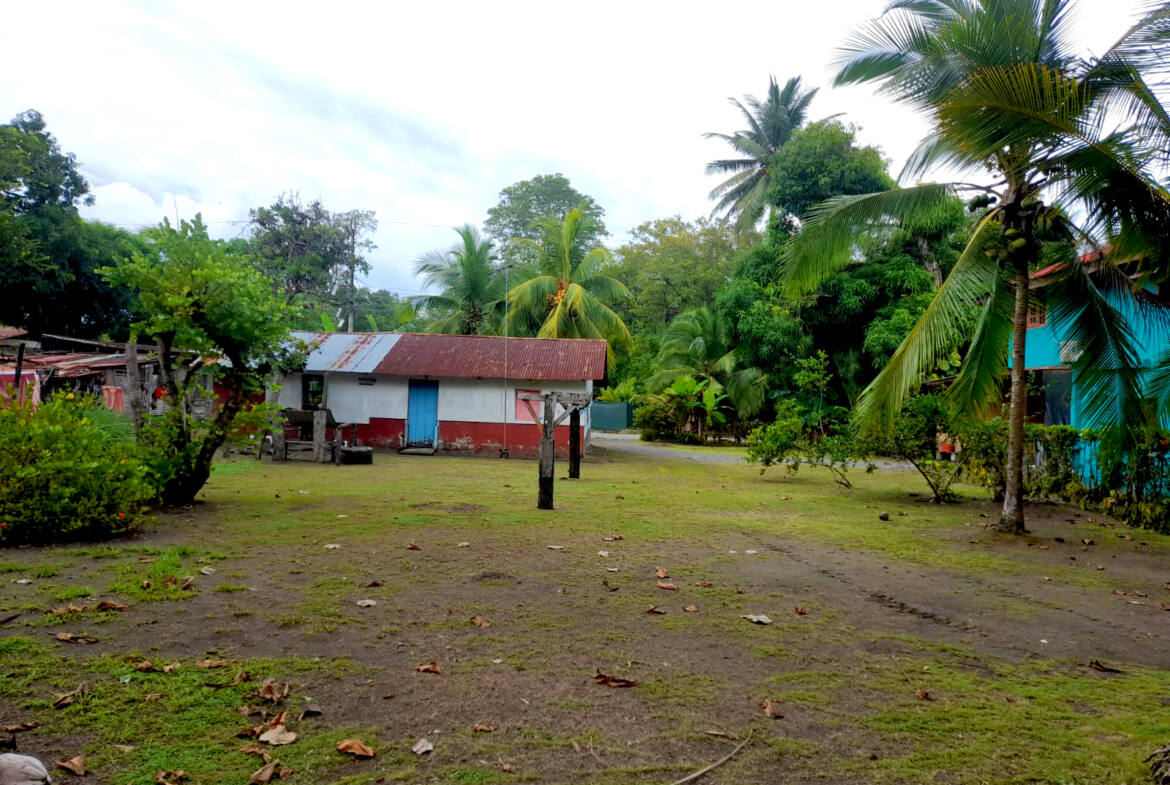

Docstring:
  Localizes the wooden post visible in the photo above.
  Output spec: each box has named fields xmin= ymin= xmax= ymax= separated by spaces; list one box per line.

xmin=312 ymin=409 xmax=327 ymax=463
xmin=125 ymin=341 xmax=143 ymax=431
xmin=13 ymin=342 xmax=24 ymax=404
xmin=568 ymin=408 xmax=581 ymax=479
xmin=538 ymin=393 xmax=556 ymax=509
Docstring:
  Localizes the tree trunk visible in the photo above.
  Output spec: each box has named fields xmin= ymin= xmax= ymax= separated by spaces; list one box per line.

xmin=568 ymin=408 xmax=581 ymax=479
xmin=999 ymin=258 xmax=1030 ymax=533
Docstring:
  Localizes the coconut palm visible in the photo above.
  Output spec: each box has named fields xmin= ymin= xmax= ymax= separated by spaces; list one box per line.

xmin=778 ymin=0 xmax=1170 ymax=532
xmin=412 ymin=225 xmax=503 ymax=335
xmin=648 ymin=307 xmax=765 ymax=418
xmin=704 ymin=76 xmax=818 ymax=230
xmin=506 ymin=209 xmax=632 ymax=366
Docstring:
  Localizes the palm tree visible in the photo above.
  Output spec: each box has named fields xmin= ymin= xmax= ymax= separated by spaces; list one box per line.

xmin=705 ymin=76 xmax=818 ymax=230
xmin=779 ymin=0 xmax=1170 ymax=533
xmin=506 ymin=209 xmax=632 ymax=366
xmin=412 ymin=225 xmax=503 ymax=335
xmin=648 ymin=307 xmax=765 ymax=418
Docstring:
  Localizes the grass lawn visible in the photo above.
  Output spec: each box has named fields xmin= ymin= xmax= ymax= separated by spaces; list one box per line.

xmin=2 ymin=450 xmax=1168 ymax=784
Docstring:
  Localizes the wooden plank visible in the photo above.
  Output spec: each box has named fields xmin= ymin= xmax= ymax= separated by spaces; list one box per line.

xmin=568 ymin=408 xmax=581 ymax=479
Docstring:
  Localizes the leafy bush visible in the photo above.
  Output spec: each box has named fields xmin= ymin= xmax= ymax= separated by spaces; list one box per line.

xmin=746 ymin=398 xmax=861 ymax=488
xmin=956 ymin=417 xmax=1007 ymax=501
xmin=0 ymin=395 xmax=151 ymax=545
xmin=634 ymin=395 xmax=678 ymax=441
xmin=596 ymin=378 xmax=638 ymax=403
xmin=862 ymin=393 xmax=963 ymax=502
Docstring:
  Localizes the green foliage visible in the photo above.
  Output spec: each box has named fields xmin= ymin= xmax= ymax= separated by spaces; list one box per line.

xmin=102 ymin=216 xmax=299 ymax=507
xmin=0 ymin=394 xmax=150 ymax=545
xmin=864 ymin=394 xmax=964 ymax=502
xmin=596 ymin=378 xmax=638 ymax=403
xmin=633 ymin=394 xmax=678 ymax=441
xmin=745 ymin=398 xmax=861 ymax=488
xmin=957 ymin=417 xmax=1008 ymax=502
xmin=485 ymin=174 xmax=607 ymax=265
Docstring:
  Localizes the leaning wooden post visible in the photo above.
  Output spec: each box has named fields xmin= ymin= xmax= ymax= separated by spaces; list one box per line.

xmin=312 ymin=409 xmax=327 ymax=463
xmin=538 ymin=392 xmax=556 ymax=509
xmin=568 ymin=408 xmax=581 ymax=479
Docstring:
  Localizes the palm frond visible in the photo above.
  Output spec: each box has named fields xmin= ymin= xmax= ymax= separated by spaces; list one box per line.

xmin=947 ymin=261 xmax=1014 ymax=416
xmin=1147 ymin=346 xmax=1170 ymax=418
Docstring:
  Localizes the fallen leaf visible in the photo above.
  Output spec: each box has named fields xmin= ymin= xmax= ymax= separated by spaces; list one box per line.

xmin=54 ymin=631 xmax=97 ymax=644
xmin=655 ymin=568 xmax=669 ymax=578
xmin=744 ymin=549 xmax=759 ymax=555
xmin=741 ymin=614 xmax=773 ymax=625
xmin=593 ymin=669 xmax=639 ymax=688
xmin=1088 ymin=659 xmax=1123 ymax=673
xmin=235 ymin=725 xmax=264 ymax=739
xmin=236 ymin=705 xmax=261 ymax=717
xmin=113 ymin=744 xmax=136 ymax=753
xmin=547 ymin=545 xmax=564 ymax=550
xmin=95 ymin=600 xmax=129 ymax=612
xmin=135 ymin=661 xmax=160 ymax=673
xmin=256 ymin=679 xmax=284 ymax=702
xmin=496 ymin=754 xmax=514 ymax=772
xmin=411 ymin=737 xmax=434 ymax=755
xmin=49 ymin=603 xmax=87 ymax=615
xmin=683 ymin=605 xmax=699 ymax=613
xmin=415 ymin=661 xmax=441 ymax=674
xmin=456 ymin=541 xmax=470 ymax=547
xmin=138 ymin=556 xmax=156 ymax=563
xmin=914 ymin=688 xmax=934 ymax=701
xmin=163 ymin=662 xmax=182 ymax=673
xmin=692 ymin=581 xmax=715 ymax=588
xmin=56 ymin=756 xmax=86 ymax=776
xmin=144 ymin=693 xmax=161 ymax=702
xmin=259 ymin=725 xmax=297 ymax=746
xmin=597 ymin=550 xmax=609 ymax=557
xmin=407 ymin=543 xmax=420 ymax=550
xmin=231 ymin=670 xmax=251 ymax=686
xmin=657 ymin=580 xmax=678 ymax=591
xmin=363 ymin=580 xmax=384 ymax=588
xmin=1082 ymin=538 xmax=1095 ymax=546
xmin=470 ymin=616 xmax=491 ymax=628
xmin=178 ymin=576 xmax=194 ymax=590
xmin=336 ymin=738 xmax=375 ymax=758
xmin=324 ymin=544 xmax=340 ymax=550
xmin=602 ymin=580 xmax=619 ymax=592
xmin=3 ymin=722 xmax=39 ymax=733
xmin=704 ymin=730 xmax=735 ymax=739
xmin=197 ymin=658 xmax=231 ymax=668
xmin=298 ymin=705 xmax=323 ymax=720
xmin=645 ymin=605 xmax=666 ymax=614
xmin=761 ymin=698 xmax=784 ymax=718
xmin=794 ymin=607 xmax=808 ymax=616
xmin=610 ymin=533 xmax=624 ymax=540
xmin=267 ymin=711 xmax=287 ymax=729
xmin=239 ymin=742 xmax=270 ymax=761
xmin=613 ymin=494 xmax=624 ymax=499
xmin=156 ymin=770 xmax=187 ymax=785
xmin=200 ymin=566 xmax=216 ymax=576
xmin=248 ymin=761 xmax=292 ymax=784
xmin=473 ymin=723 xmax=497 ymax=732
xmin=355 ymin=599 xmax=377 ymax=608
xmin=53 ymin=684 xmax=87 ymax=709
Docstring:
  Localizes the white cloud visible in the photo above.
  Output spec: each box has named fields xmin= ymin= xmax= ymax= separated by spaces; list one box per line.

xmin=1 ymin=0 xmax=1145 ymax=294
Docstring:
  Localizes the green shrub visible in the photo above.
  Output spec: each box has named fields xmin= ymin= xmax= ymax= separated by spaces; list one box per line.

xmin=0 ymin=395 xmax=150 ymax=546
xmin=862 ymin=393 xmax=962 ymax=502
xmin=746 ymin=398 xmax=861 ymax=488
xmin=634 ymin=394 xmax=679 ymax=441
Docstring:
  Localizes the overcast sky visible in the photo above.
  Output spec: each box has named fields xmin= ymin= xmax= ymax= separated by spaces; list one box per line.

xmin=3 ymin=0 xmax=1141 ymax=294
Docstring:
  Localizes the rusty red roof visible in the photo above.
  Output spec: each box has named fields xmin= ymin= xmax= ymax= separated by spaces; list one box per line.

xmin=0 ymin=326 xmax=27 ymax=340
xmin=371 ymin=333 xmax=607 ymax=381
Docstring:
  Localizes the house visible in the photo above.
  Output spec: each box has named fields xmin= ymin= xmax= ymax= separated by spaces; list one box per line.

xmin=1020 ymin=256 xmax=1170 ymax=428
xmin=276 ymin=332 xmax=607 ymax=457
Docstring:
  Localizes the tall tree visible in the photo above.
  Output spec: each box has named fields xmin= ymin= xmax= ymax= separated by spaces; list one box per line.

xmin=102 ymin=217 xmax=298 ymax=506
xmin=413 ymin=225 xmax=503 ymax=335
xmin=248 ymin=193 xmax=349 ymax=306
xmin=485 ymin=174 xmax=607 ymax=264
xmin=704 ymin=76 xmax=818 ymax=231
xmin=506 ymin=209 xmax=632 ymax=365
xmin=779 ymin=0 xmax=1170 ymax=532
xmin=333 ymin=209 xmax=377 ymax=331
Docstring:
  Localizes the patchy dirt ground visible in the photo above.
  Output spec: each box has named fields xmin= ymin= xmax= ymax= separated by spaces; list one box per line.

xmin=1 ymin=450 xmax=1168 ymax=784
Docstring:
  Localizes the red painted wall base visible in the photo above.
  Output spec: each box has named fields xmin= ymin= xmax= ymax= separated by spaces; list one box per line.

xmin=351 ymin=417 xmax=580 ymax=458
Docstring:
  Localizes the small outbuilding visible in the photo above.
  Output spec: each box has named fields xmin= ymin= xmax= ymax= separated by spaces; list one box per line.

xmin=276 ymin=331 xmax=607 ymax=457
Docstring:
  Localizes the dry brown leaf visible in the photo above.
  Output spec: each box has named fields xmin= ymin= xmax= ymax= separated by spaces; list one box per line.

xmin=407 ymin=543 xmax=420 ymax=550
xmin=156 ymin=770 xmax=187 ymax=785
xmin=95 ymin=600 xmax=129 ymax=612
xmin=683 ymin=605 xmax=699 ymax=613
xmin=49 ymin=604 xmax=87 ymax=615
xmin=363 ymin=580 xmax=384 ymax=588
xmin=593 ymin=669 xmax=639 ymax=688
xmin=645 ymin=605 xmax=666 ymax=614
xmin=1161 ymin=602 xmax=1170 ymax=611
xmin=602 ymin=580 xmax=619 ymax=592
xmin=411 ymin=737 xmax=433 ymax=755
xmin=239 ymin=742 xmax=271 ymax=761
xmin=54 ymin=631 xmax=97 ymax=644
xmin=703 ymin=730 xmax=735 ymax=739
xmin=236 ymin=705 xmax=261 ymax=717
xmin=267 ymin=710 xmax=287 ymax=729
xmin=256 ymin=679 xmax=284 ymax=702
xmin=610 ymin=533 xmax=624 ymax=540
xmin=196 ymin=658 xmax=231 ymax=668
xmin=473 ymin=722 xmax=497 ymax=732
xmin=914 ymin=688 xmax=934 ymax=701
xmin=761 ymin=698 xmax=784 ymax=718
xmin=336 ymin=738 xmax=375 ymax=758
xmin=52 ymin=684 xmax=87 ymax=709
xmin=654 ymin=568 xmax=669 ymax=578
xmin=248 ymin=761 xmax=292 ymax=784
xmin=496 ymin=754 xmax=514 ymax=772
xmin=138 ymin=556 xmax=156 ymax=563
xmin=415 ymin=661 xmax=441 ymax=674
xmin=794 ymin=607 xmax=808 ymax=616
xmin=691 ymin=581 xmax=715 ymax=588
xmin=258 ymin=724 xmax=297 ymax=746
xmin=656 ymin=580 xmax=678 ymax=591
xmin=135 ymin=661 xmax=160 ymax=673
xmin=55 ymin=756 xmax=86 ymax=776
xmin=470 ymin=616 xmax=491 ymax=628
xmin=236 ymin=725 xmax=264 ymax=739
xmin=143 ymin=693 xmax=161 ymax=702
xmin=1088 ymin=658 xmax=1123 ymax=673
xmin=3 ymin=721 xmax=39 ymax=733
xmin=179 ymin=576 xmax=194 ymax=590
xmin=162 ymin=662 xmax=182 ymax=673
xmin=298 ymin=705 xmax=323 ymax=720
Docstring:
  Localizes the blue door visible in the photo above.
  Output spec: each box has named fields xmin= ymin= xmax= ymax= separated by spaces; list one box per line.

xmin=407 ymin=380 xmax=439 ymax=447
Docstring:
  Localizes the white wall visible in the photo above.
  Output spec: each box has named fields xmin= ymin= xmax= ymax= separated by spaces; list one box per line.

xmin=275 ymin=373 xmax=592 ymax=430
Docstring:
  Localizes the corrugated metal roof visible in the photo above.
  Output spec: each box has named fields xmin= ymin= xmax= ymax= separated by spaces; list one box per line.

xmin=375 ymin=333 xmax=606 ymax=381
xmin=291 ymin=331 xmax=606 ymax=381
xmin=292 ymin=332 xmax=402 ymax=373
xmin=0 ymin=326 xmax=27 ymax=340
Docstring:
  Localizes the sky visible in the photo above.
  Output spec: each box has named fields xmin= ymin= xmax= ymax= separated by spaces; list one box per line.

xmin=2 ymin=0 xmax=1142 ymax=295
